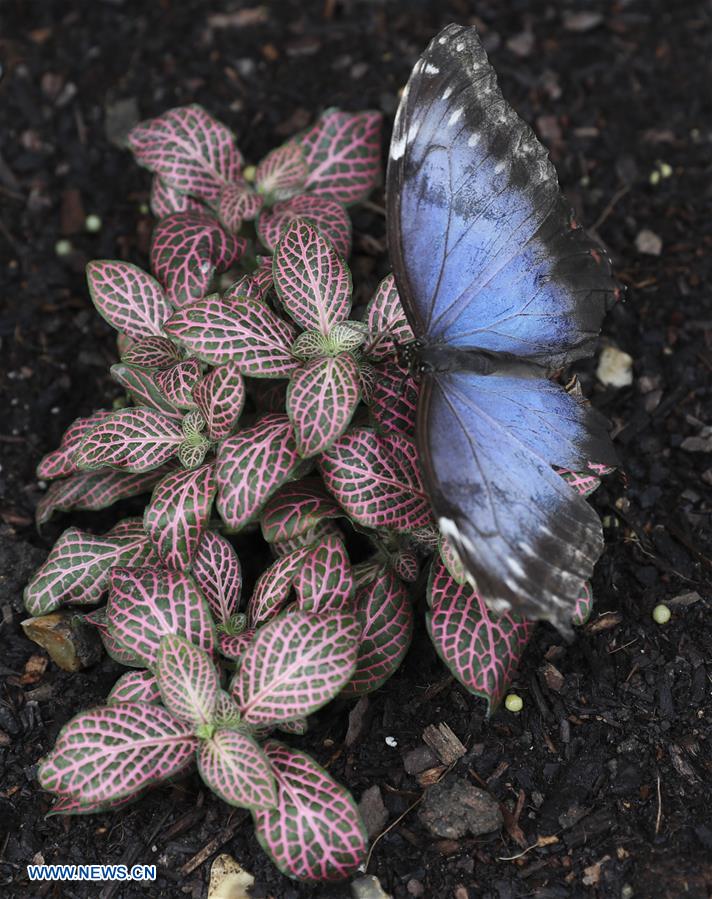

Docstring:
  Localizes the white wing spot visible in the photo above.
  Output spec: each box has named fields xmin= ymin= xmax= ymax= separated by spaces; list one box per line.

xmin=456 ymin=41 xmax=465 ymax=51
xmin=390 ymin=133 xmax=407 ymax=161
xmin=438 ymin=35 xmax=448 ymax=45
xmin=467 ymin=133 xmax=481 ymax=147
xmin=448 ymin=108 xmax=464 ymax=127
xmin=507 ymin=558 xmax=526 ymax=578
xmin=517 ymin=541 xmax=536 ymax=558
xmin=494 ymin=161 xmax=506 ymax=174
xmin=443 ymin=85 xmax=454 ymax=100
xmin=423 ymin=63 xmax=440 ymax=75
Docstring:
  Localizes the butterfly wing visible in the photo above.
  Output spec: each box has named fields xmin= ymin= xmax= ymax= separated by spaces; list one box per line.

xmin=386 ymin=23 xmax=616 ymax=366
xmin=420 ymin=371 xmax=616 ymax=630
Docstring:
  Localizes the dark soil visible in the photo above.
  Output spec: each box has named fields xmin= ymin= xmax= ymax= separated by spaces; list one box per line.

xmin=1 ymin=1 xmax=711 ymax=897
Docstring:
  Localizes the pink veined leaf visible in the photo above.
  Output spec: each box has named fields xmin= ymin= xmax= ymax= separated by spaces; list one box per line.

xmin=273 ymin=220 xmax=352 ymax=335
xmin=294 ymin=534 xmax=353 ymax=615
xmin=128 ymin=104 xmax=242 ymax=201
xmin=587 ymin=461 xmax=615 ymax=477
xmin=247 ymin=547 xmax=310 ymax=629
xmin=571 ymin=581 xmax=594 ymax=627
xmin=120 ymin=335 xmax=183 ymax=369
xmin=218 ymin=180 xmax=263 ymax=232
xmin=215 ymin=414 xmax=302 ymax=530
xmin=439 ymin=535 xmax=467 ymax=585
xmin=213 ymin=690 xmax=241 ymax=726
xmin=393 ymin=549 xmax=419 ymax=583
xmin=36 ymin=466 xmax=170 ymax=527
xmin=154 ymin=357 xmax=202 ymax=409
xmin=110 ymin=363 xmax=183 ymax=418
xmin=224 ymin=274 xmax=263 ymax=302
xmin=23 ymin=522 xmax=157 ymax=616
xmin=84 ymin=607 xmax=145 ymax=668
xmin=319 ymin=428 xmax=432 ymax=532
xmin=144 ymin=464 xmax=217 ymax=570
xmin=74 ymin=408 xmax=184 ymax=473
xmin=164 ymin=293 xmax=298 ymax=376
xmin=342 ymin=566 xmax=413 ymax=696
xmin=253 ymin=741 xmax=367 ymax=882
xmin=277 ymin=718 xmax=307 ymax=735
xmin=426 ymin=557 xmax=533 ymax=715
xmin=252 ymin=256 xmax=275 ymax=298
xmin=272 ymin=518 xmax=341 ymax=557
xmin=232 ymin=610 xmax=360 ymax=724
xmin=556 ymin=466 xmax=601 ymax=498
xmin=363 ymin=272 xmax=414 ymax=361
xmin=37 ymin=410 xmax=114 ymax=480
xmin=260 ymin=478 xmax=341 ymax=545
xmin=192 ymin=363 xmax=245 ymax=440
xmin=107 ymin=669 xmax=162 ymax=705
xmin=46 ymin=791 xmax=144 ymax=817
xmin=38 ymin=702 xmax=197 ymax=804
xmin=370 ymin=361 xmax=419 ymax=436
xmin=155 ymin=634 xmax=219 ymax=725
xmin=358 ymin=359 xmax=377 ymax=404
xmin=107 ymin=566 xmax=216 ymax=667
xmin=254 ymin=140 xmax=307 ymax=202
xmin=218 ymin=628 xmax=255 ymax=661
xmin=298 ymin=109 xmax=382 ymax=206
xmin=150 ymin=176 xmax=203 ymax=219
xmin=287 ymin=354 xmax=361 ymax=457
xmin=257 ymin=194 xmax=352 ymax=258
xmin=197 ymin=729 xmax=277 ymax=810
xmin=192 ymin=530 xmax=242 ymax=625
xmin=150 ymin=212 xmax=245 ymax=308
xmin=86 ymin=261 xmax=173 ymax=340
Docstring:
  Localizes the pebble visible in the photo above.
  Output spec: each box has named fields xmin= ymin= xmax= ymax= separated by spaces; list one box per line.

xmin=418 ymin=777 xmax=503 ymax=839
xmin=358 ymin=785 xmax=388 ymax=839
xmin=403 ymin=745 xmax=438 ymax=775
xmin=635 ymin=228 xmax=663 ymax=256
xmin=597 ymin=346 xmax=634 ymax=387
xmin=351 ymin=875 xmax=392 ymax=899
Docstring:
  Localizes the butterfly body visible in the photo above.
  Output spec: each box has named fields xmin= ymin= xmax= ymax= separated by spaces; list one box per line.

xmin=387 ymin=24 xmax=618 ymax=632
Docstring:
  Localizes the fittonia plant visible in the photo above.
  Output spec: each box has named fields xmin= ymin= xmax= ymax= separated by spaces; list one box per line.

xmin=24 ymin=105 xmax=610 ymax=882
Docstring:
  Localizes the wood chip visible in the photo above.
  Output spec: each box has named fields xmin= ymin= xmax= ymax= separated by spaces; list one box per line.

xmin=422 ymin=723 xmax=466 ymax=765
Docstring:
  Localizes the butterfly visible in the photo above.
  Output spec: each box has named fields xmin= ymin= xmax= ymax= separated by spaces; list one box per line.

xmin=386 ymin=24 xmax=619 ymax=634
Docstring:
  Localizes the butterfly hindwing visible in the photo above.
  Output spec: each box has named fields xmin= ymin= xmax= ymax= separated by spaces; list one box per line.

xmin=387 ymin=23 xmax=616 ymax=367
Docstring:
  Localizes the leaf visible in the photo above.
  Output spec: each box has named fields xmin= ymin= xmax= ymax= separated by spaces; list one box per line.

xmin=439 ymin=535 xmax=467 ymax=585
xmin=151 ymin=212 xmax=245 ymax=308
xmin=36 ymin=467 xmax=169 ymax=527
xmin=121 ymin=335 xmax=183 ymax=369
xmin=107 ymin=669 xmax=162 ymax=705
xmin=155 ymin=357 xmax=202 ymax=408
xmin=298 ymin=109 xmax=382 ymax=205
xmin=426 ymin=557 xmax=533 ymax=714
xmin=37 ymin=410 xmax=114 ymax=480
xmin=233 ymin=610 xmax=360 ymax=724
xmin=150 ymin=176 xmax=203 ymax=219
xmin=38 ymin=703 xmax=197 ymax=803
xmin=192 ymin=530 xmax=242 ymax=625
xmin=86 ymin=261 xmax=173 ymax=340
xmin=192 ymin=363 xmax=245 ymax=440
xmin=198 ymin=729 xmax=277 ymax=810
xmin=342 ymin=567 xmax=413 ymax=696
xmin=319 ymin=428 xmax=432 ymax=532
xmin=144 ymin=464 xmax=217 ymax=569
xmin=369 ymin=361 xmax=418 ymax=436
xmin=260 ymin=479 xmax=341 ymax=545
xmin=128 ymin=104 xmax=242 ymax=201
xmin=24 ymin=522 xmax=157 ymax=616
xmin=219 ymin=629 xmax=256 ymax=661
xmin=253 ymin=741 xmax=367 ymax=881
xmin=572 ymin=581 xmax=594 ymax=627
xmin=218 ymin=181 xmax=263 ymax=231
xmin=247 ymin=547 xmax=310 ymax=628
xmin=257 ymin=194 xmax=352 ymax=258
xmin=273 ymin=220 xmax=352 ymax=335
xmin=47 ymin=791 xmax=144 ymax=817
xmin=363 ymin=272 xmax=414 ymax=361
xmin=215 ymin=415 xmax=301 ymax=530
xmin=85 ymin=607 xmax=145 ymax=668
xmin=156 ymin=634 xmax=219 ymax=725
xmin=556 ymin=466 xmax=602 ymax=498
xmin=107 ymin=566 xmax=216 ymax=666
xmin=255 ymin=141 xmax=307 ymax=202
xmin=393 ymin=549 xmax=419 ymax=583
xmin=294 ymin=535 xmax=353 ymax=615
xmin=110 ymin=363 xmax=183 ymax=418
xmin=164 ymin=294 xmax=298 ymax=376
xmin=287 ymin=354 xmax=360 ymax=458
xmin=74 ymin=408 xmax=184 ymax=473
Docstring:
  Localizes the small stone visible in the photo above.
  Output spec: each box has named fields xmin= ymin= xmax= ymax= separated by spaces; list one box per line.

xmin=406 ymin=880 xmax=425 ymax=897
xmin=541 ymin=662 xmax=565 ymax=692
xmin=351 ymin=874 xmax=392 ymax=899
xmin=652 ymin=604 xmax=671 ymax=624
xmin=104 ymin=97 xmax=140 ymax=148
xmin=85 ymin=214 xmax=102 ymax=233
xmin=403 ymin=744 xmax=438 ymax=775
xmin=54 ymin=239 xmax=73 ymax=257
xmin=506 ymin=31 xmax=534 ymax=58
xmin=418 ymin=777 xmax=503 ymax=839
xmin=635 ymin=228 xmax=663 ymax=256
xmin=505 ymin=694 xmax=523 ymax=713
xmin=358 ymin=785 xmax=388 ymax=839
xmin=597 ymin=346 xmax=634 ymax=387
xmin=563 ymin=11 xmax=603 ymax=31
xmin=21 ymin=613 xmax=102 ymax=671
xmin=207 ymin=854 xmax=253 ymax=899
xmin=668 ymin=591 xmax=701 ymax=607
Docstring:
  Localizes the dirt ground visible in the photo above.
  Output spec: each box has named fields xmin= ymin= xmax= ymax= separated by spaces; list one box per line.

xmin=1 ymin=1 xmax=710 ymax=897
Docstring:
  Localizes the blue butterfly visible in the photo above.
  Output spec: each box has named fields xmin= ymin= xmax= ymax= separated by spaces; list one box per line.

xmin=386 ymin=24 xmax=618 ymax=633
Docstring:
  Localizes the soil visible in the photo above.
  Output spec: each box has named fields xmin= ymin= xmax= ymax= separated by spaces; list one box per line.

xmin=1 ymin=1 xmax=711 ymax=897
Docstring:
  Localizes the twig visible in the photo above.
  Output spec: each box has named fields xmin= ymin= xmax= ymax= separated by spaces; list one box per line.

xmin=655 ymin=771 xmax=663 ymax=836
xmin=363 ymin=795 xmax=423 ymax=871
xmin=591 ymin=185 xmax=630 ymax=232
xmin=179 ymin=811 xmax=248 ymax=876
